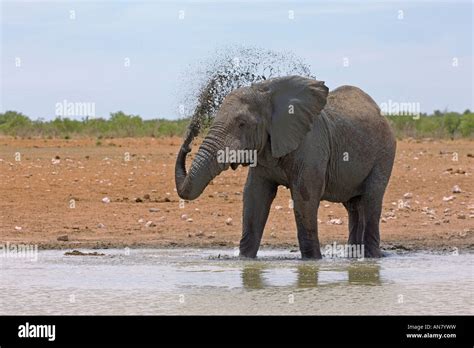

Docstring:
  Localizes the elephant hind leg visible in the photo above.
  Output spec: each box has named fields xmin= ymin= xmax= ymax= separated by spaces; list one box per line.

xmin=343 ymin=196 xmax=364 ymax=245
xmin=358 ymin=195 xmax=383 ymax=257
xmin=358 ymin=166 xmax=390 ymax=258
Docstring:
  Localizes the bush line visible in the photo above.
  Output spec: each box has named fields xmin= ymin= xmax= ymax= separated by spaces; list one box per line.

xmin=0 ymin=110 xmax=472 ymax=139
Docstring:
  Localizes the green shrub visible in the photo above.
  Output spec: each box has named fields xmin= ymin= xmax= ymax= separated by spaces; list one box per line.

xmin=459 ymin=113 xmax=474 ymax=137
xmin=0 ymin=111 xmax=33 ymax=136
xmin=386 ymin=112 xmax=473 ymax=139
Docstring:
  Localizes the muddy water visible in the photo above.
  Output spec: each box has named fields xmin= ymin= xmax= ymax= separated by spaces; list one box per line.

xmin=0 ymin=249 xmax=472 ymax=315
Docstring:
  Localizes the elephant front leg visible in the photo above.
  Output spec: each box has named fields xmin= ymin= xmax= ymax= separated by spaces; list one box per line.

xmin=239 ymin=171 xmax=277 ymax=258
xmin=293 ymin=198 xmax=322 ymax=259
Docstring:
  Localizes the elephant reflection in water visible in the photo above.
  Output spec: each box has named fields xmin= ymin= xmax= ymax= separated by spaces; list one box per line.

xmin=241 ymin=263 xmax=381 ymax=289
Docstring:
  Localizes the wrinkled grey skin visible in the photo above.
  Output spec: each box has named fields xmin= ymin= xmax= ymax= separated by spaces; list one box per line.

xmin=176 ymin=76 xmax=396 ymax=259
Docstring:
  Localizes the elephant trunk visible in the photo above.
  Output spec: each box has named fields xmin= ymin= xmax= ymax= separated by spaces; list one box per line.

xmin=175 ymin=126 xmax=227 ymax=200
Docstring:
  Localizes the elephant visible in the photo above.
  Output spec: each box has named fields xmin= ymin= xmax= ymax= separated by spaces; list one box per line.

xmin=175 ymin=75 xmax=396 ymax=259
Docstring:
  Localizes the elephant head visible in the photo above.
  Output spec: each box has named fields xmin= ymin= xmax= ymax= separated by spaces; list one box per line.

xmin=175 ymin=75 xmax=329 ymax=200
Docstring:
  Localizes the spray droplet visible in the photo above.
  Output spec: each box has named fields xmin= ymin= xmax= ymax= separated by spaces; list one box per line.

xmin=179 ymin=46 xmax=315 ymax=148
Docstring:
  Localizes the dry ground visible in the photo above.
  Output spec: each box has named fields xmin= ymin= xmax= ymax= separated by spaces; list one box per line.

xmin=0 ymin=137 xmax=472 ymax=252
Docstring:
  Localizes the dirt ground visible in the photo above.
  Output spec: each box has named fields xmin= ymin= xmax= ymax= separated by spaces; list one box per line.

xmin=0 ymin=136 xmax=472 ymax=252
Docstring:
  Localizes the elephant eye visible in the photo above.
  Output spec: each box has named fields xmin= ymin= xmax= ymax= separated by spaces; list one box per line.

xmin=238 ymin=120 xmax=246 ymax=128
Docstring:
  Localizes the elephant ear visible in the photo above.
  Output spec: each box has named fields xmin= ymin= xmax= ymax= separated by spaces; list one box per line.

xmin=266 ymin=76 xmax=328 ymax=158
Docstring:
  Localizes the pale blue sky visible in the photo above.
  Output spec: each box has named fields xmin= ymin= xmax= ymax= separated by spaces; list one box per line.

xmin=1 ymin=0 xmax=472 ymax=120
